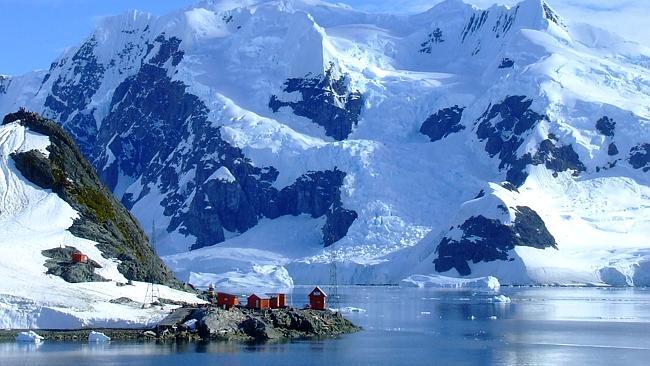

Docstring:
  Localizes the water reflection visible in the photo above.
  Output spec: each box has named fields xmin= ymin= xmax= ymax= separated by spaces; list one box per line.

xmin=1 ymin=287 xmax=649 ymax=366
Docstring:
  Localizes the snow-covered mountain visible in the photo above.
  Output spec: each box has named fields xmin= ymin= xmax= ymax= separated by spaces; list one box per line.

xmin=2 ymin=0 xmax=650 ymax=287
xmin=0 ymin=110 xmax=201 ymax=329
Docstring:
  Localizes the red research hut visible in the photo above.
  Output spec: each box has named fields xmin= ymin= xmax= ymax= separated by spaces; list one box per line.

xmin=268 ymin=293 xmax=287 ymax=309
xmin=71 ymin=252 xmax=88 ymax=264
xmin=247 ymin=294 xmax=271 ymax=310
xmin=308 ymin=286 xmax=327 ymax=310
xmin=216 ymin=292 xmax=239 ymax=309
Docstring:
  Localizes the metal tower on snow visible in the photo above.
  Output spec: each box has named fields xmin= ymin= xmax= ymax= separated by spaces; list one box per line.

xmin=328 ymin=248 xmax=339 ymax=309
xmin=143 ymin=220 xmax=160 ymax=308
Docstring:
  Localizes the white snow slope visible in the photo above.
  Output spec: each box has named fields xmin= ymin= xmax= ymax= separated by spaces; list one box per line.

xmin=0 ymin=121 xmax=202 ymax=330
xmin=1 ymin=0 xmax=650 ymax=288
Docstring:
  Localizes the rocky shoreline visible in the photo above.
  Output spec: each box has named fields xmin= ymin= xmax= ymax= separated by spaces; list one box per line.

xmin=0 ymin=306 xmax=360 ymax=343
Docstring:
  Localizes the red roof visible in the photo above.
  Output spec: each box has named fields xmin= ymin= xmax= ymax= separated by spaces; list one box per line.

xmin=217 ymin=292 xmax=238 ymax=297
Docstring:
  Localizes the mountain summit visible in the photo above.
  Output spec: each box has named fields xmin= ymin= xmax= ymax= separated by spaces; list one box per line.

xmin=1 ymin=0 xmax=649 ymax=287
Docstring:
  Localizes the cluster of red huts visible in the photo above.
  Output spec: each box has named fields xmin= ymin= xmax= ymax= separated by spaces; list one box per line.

xmin=207 ymin=285 xmax=328 ymax=311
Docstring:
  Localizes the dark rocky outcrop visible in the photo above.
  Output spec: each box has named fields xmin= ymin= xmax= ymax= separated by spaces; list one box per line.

xmin=462 ymin=11 xmax=490 ymax=42
xmin=41 ymin=246 xmax=106 ymax=283
xmin=498 ymin=58 xmax=515 ymax=68
xmin=596 ymin=116 xmax=616 ymax=137
xmin=420 ymin=106 xmax=465 ymax=142
xmin=434 ymin=205 xmax=557 ymax=276
xmin=608 ymin=142 xmax=619 ymax=156
xmin=476 ymin=96 xmax=548 ymax=186
xmin=183 ymin=168 xmax=358 ymax=250
xmin=629 ymin=143 xmax=650 ymax=172
xmin=476 ymin=96 xmax=585 ymax=186
xmin=500 ymin=182 xmax=519 ymax=193
xmin=419 ymin=28 xmax=444 ymax=53
xmin=269 ymin=64 xmax=364 ymax=141
xmin=3 ymin=109 xmax=184 ymax=289
xmin=531 ymin=138 xmax=586 ymax=176
xmin=323 ymin=203 xmax=358 ymax=247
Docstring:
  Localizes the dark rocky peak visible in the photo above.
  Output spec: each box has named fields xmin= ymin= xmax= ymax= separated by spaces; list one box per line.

xmin=541 ymin=1 xmax=563 ymax=26
xmin=42 ymin=36 xmax=106 ymax=157
xmin=269 ymin=63 xmax=364 ymax=141
xmin=3 ymin=110 xmax=185 ymax=289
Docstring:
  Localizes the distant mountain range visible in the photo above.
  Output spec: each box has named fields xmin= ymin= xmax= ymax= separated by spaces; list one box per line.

xmin=1 ymin=0 xmax=649 ymax=287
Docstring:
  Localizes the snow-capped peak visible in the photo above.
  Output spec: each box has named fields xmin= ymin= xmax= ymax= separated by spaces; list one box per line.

xmin=2 ymin=0 xmax=650 ymax=289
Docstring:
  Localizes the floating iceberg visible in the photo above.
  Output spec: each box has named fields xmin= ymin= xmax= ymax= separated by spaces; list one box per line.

xmin=401 ymin=274 xmax=500 ymax=291
xmin=15 ymin=331 xmax=44 ymax=343
xmin=489 ymin=295 xmax=512 ymax=303
xmin=88 ymin=331 xmax=111 ymax=342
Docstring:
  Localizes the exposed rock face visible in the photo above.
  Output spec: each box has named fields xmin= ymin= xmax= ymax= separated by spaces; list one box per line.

xmin=269 ymin=65 xmax=364 ymax=141
xmin=4 ymin=110 xmax=183 ymax=288
xmin=43 ymin=36 xmax=105 ymax=155
xmin=420 ymin=106 xmax=465 ymax=142
xmin=629 ymin=144 xmax=650 ymax=172
xmin=42 ymin=246 xmax=106 ymax=283
xmin=434 ymin=205 xmax=557 ymax=276
xmin=182 ymin=168 xmax=357 ymax=250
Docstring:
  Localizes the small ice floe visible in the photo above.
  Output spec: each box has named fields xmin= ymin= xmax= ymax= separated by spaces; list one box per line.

xmin=334 ymin=307 xmax=367 ymax=314
xmin=88 ymin=331 xmax=111 ymax=343
xmin=182 ymin=319 xmax=198 ymax=332
xmin=15 ymin=331 xmax=44 ymax=343
xmin=489 ymin=295 xmax=512 ymax=303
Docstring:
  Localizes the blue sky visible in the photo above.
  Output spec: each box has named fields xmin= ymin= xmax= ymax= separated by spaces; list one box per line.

xmin=0 ymin=0 xmax=648 ymax=75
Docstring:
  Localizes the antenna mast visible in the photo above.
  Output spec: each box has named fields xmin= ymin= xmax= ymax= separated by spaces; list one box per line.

xmin=143 ymin=220 xmax=160 ymax=308
xmin=329 ymin=248 xmax=339 ymax=309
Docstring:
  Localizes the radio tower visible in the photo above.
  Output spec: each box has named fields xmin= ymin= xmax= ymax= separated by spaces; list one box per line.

xmin=329 ymin=248 xmax=339 ymax=309
xmin=143 ymin=220 xmax=160 ymax=308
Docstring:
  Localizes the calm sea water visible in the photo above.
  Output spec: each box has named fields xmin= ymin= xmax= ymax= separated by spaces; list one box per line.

xmin=2 ymin=286 xmax=650 ymax=366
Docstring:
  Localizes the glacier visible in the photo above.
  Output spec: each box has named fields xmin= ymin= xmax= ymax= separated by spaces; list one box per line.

xmin=1 ymin=0 xmax=650 ymax=288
